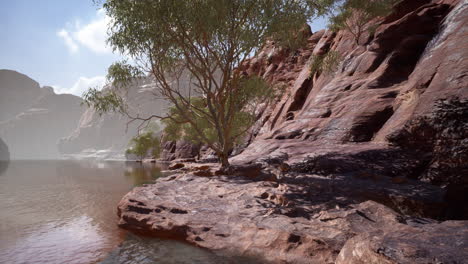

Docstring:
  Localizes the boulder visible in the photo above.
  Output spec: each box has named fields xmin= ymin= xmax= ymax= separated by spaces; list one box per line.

xmin=160 ymin=140 xmax=201 ymax=161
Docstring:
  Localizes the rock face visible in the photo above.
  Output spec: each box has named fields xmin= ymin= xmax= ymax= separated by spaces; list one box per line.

xmin=233 ymin=0 xmax=467 ymax=197
xmin=336 ymin=219 xmax=468 ymax=264
xmin=160 ymin=140 xmax=201 ymax=161
xmin=118 ymin=173 xmax=467 ymax=263
xmin=0 ymin=70 xmax=85 ymax=159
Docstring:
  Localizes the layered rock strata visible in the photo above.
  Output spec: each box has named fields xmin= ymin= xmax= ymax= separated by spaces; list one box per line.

xmin=118 ymin=172 xmax=467 ymax=263
xmin=232 ymin=0 xmax=467 ymax=216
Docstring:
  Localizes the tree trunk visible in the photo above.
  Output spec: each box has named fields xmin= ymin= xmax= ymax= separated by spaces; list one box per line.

xmin=220 ymin=154 xmax=230 ymax=168
xmin=218 ymin=151 xmax=230 ymax=170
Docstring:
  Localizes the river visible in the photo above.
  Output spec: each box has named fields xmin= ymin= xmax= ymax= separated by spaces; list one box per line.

xmin=0 ymin=160 xmax=241 ymax=264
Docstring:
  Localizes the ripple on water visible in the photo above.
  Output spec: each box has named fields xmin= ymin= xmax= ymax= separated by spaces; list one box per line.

xmin=101 ymin=234 xmax=261 ymax=264
xmin=0 ymin=216 xmax=109 ymax=264
xmin=0 ymin=160 xmax=258 ymax=264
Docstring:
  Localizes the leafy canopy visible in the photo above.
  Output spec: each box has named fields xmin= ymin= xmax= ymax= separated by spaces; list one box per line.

xmin=309 ymin=50 xmax=342 ymax=77
xmin=162 ymin=76 xmax=273 ymax=146
xmin=85 ymin=0 xmax=337 ymax=167
xmin=126 ymin=131 xmax=161 ymax=160
xmin=329 ymin=0 xmax=399 ymax=45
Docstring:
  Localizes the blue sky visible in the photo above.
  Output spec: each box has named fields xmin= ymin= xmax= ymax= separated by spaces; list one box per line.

xmin=0 ymin=0 xmax=328 ymax=97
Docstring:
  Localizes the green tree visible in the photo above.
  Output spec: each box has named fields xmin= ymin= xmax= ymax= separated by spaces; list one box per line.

xmin=84 ymin=0 xmax=336 ymax=169
xmin=126 ymin=131 xmax=161 ymax=161
xmin=329 ymin=0 xmax=399 ymax=45
xmin=309 ymin=50 xmax=342 ymax=77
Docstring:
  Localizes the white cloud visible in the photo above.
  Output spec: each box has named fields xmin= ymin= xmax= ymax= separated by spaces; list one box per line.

xmin=74 ymin=12 xmax=112 ymax=54
xmin=58 ymin=10 xmax=112 ymax=54
xmin=53 ymin=76 xmax=106 ymax=97
xmin=57 ymin=29 xmax=79 ymax=53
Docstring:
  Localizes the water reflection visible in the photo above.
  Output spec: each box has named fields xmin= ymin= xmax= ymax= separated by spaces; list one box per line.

xmin=0 ymin=137 xmax=10 ymax=176
xmin=102 ymin=234 xmax=242 ymax=264
xmin=0 ymin=160 xmax=261 ymax=264
xmin=0 ymin=160 xmax=168 ymax=264
xmin=124 ymin=162 xmax=163 ymax=186
xmin=0 ymin=160 xmax=9 ymax=176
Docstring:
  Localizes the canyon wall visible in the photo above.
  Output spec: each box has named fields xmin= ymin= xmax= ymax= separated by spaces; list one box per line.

xmin=58 ymin=78 xmax=169 ymax=160
xmin=0 ymin=70 xmax=85 ymax=159
xmin=233 ymin=0 xmax=467 ymax=190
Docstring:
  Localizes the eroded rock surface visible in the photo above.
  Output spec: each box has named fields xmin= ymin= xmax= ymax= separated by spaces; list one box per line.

xmin=118 ymin=173 xmax=467 ymax=263
xmin=160 ymin=140 xmax=201 ymax=162
xmin=233 ymin=0 xmax=468 ymax=217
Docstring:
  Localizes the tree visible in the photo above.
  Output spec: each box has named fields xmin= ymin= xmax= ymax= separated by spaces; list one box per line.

xmin=84 ymin=0 xmax=336 ymax=169
xmin=309 ymin=50 xmax=342 ymax=77
xmin=126 ymin=131 xmax=161 ymax=161
xmin=329 ymin=0 xmax=399 ymax=45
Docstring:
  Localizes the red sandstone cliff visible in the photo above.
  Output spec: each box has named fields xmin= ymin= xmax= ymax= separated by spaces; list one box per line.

xmin=233 ymin=0 xmax=467 ymax=189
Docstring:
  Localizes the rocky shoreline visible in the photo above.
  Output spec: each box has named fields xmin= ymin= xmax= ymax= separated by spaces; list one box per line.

xmin=117 ymin=0 xmax=467 ymax=262
xmin=117 ymin=167 xmax=467 ymax=263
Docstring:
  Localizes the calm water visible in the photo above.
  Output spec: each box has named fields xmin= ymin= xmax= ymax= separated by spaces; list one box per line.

xmin=0 ymin=160 xmax=241 ymax=264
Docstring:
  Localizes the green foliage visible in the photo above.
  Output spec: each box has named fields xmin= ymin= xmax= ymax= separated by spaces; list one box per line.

xmin=87 ymin=0 xmax=340 ymax=167
xmin=309 ymin=50 xmax=342 ymax=77
xmin=82 ymin=87 xmax=126 ymax=115
xmin=124 ymin=165 xmax=163 ymax=186
xmin=126 ymin=131 xmax=161 ymax=161
xmin=162 ymin=97 xmax=216 ymax=145
xmin=107 ymin=61 xmax=144 ymax=88
xmin=329 ymin=0 xmax=399 ymax=45
xmin=142 ymin=121 xmax=162 ymax=135
xmin=162 ymin=76 xmax=274 ymax=147
xmin=103 ymin=0 xmax=335 ymax=62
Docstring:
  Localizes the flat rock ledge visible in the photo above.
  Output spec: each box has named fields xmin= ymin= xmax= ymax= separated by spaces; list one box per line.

xmin=117 ymin=173 xmax=468 ymax=264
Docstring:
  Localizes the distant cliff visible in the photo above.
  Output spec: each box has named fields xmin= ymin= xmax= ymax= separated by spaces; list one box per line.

xmin=58 ymin=77 xmax=170 ymax=160
xmin=0 ymin=70 xmax=85 ymax=159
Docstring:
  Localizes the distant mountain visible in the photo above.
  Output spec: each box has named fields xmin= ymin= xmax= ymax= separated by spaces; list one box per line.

xmin=58 ymin=70 xmax=199 ymax=160
xmin=58 ymin=77 xmax=171 ymax=160
xmin=0 ymin=69 xmax=194 ymax=160
xmin=0 ymin=69 xmax=85 ymax=159
xmin=0 ymin=70 xmax=42 ymax=121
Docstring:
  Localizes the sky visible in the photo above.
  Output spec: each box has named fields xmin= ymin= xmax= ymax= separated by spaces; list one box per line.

xmin=0 ymin=0 xmax=328 ymax=97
